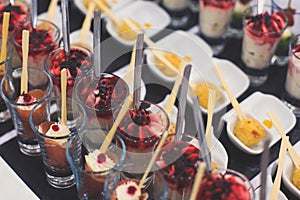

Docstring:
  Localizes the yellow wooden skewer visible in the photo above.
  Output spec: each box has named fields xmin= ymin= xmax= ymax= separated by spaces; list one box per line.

xmin=20 ymin=30 xmax=29 ymax=94
xmin=0 ymin=12 xmax=10 ymax=72
xmin=61 ymin=68 xmax=67 ymax=125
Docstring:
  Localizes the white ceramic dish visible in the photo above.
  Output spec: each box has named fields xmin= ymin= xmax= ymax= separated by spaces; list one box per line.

xmin=74 ymin=0 xmax=134 ymax=18
xmin=38 ymin=5 xmax=62 ymax=35
xmin=70 ymin=29 xmax=93 ymax=50
xmin=145 ymin=30 xmax=214 ymax=83
xmin=222 ymin=91 xmax=296 ymax=155
xmin=282 ymin=141 xmax=300 ymax=198
xmin=106 ymin=1 xmax=170 ymax=46
xmin=113 ymin=64 xmax=146 ymax=99
xmin=0 ymin=157 xmax=39 ymax=199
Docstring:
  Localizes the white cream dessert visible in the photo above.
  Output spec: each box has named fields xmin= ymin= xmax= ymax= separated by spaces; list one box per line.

xmin=15 ymin=93 xmax=37 ymax=110
xmin=163 ymin=0 xmax=188 ymax=11
xmin=285 ymin=51 xmax=300 ymax=99
xmin=40 ymin=122 xmax=70 ymax=145
xmin=111 ymin=179 xmax=148 ymax=200
xmin=85 ymin=149 xmax=116 ymax=173
xmin=199 ymin=0 xmax=236 ymax=38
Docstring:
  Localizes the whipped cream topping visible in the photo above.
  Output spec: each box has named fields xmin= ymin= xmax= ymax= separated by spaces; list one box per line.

xmin=16 ymin=94 xmax=37 ymax=110
xmin=85 ymin=149 xmax=116 ymax=172
xmin=115 ymin=180 xmax=141 ymax=200
xmin=42 ymin=123 xmax=71 ymax=137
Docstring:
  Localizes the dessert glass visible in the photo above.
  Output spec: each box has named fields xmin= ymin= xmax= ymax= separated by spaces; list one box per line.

xmin=0 ymin=37 xmax=13 ymax=122
xmin=161 ymin=0 xmax=190 ymax=28
xmin=241 ymin=4 xmax=288 ymax=87
xmin=0 ymin=67 xmax=52 ymax=156
xmin=12 ymin=18 xmax=60 ymax=70
xmin=30 ymin=96 xmax=86 ymax=189
xmin=104 ymin=164 xmax=168 ymax=200
xmin=66 ymin=128 xmax=126 ymax=200
xmin=282 ymin=34 xmax=300 ymax=117
xmin=154 ymin=133 xmax=202 ymax=200
xmin=197 ymin=168 xmax=255 ymax=199
xmin=44 ymin=45 xmax=93 ymax=98
xmin=199 ymin=0 xmax=237 ymax=55
xmin=75 ymin=72 xmax=129 ymax=130
xmin=272 ymin=0 xmax=300 ymax=66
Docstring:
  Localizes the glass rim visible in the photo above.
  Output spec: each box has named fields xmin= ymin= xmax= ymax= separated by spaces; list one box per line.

xmin=289 ymin=34 xmax=300 ymax=60
xmin=271 ymin=0 xmax=300 ymax=15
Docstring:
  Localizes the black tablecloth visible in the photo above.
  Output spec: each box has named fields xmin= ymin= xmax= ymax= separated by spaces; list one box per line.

xmin=0 ymin=1 xmax=300 ymax=199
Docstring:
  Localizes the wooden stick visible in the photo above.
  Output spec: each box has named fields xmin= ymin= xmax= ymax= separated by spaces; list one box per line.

xmin=61 ymin=68 xmax=67 ymax=125
xmin=79 ymin=2 xmax=95 ymax=45
xmin=124 ymin=44 xmax=136 ymax=89
xmin=269 ymin=137 xmax=288 ymax=200
xmin=214 ymin=66 xmax=246 ymax=121
xmin=20 ymin=30 xmax=29 ymax=94
xmin=267 ymin=111 xmax=300 ymax=169
xmin=99 ymin=95 xmax=133 ymax=153
xmin=0 ymin=12 xmax=10 ymax=72
xmin=91 ymin=0 xmax=122 ymax=27
xmin=46 ymin=0 xmax=58 ymax=22
xmin=189 ymin=163 xmax=206 ymax=200
xmin=205 ymin=90 xmax=216 ymax=150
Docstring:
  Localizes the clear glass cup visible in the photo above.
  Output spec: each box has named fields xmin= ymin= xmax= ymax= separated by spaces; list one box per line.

xmin=66 ymin=128 xmax=126 ymax=199
xmin=199 ymin=0 xmax=237 ymax=55
xmin=0 ymin=67 xmax=52 ymax=156
xmin=44 ymin=45 xmax=93 ymax=98
xmin=75 ymin=72 xmax=129 ymax=130
xmin=197 ymin=168 xmax=255 ymax=199
xmin=104 ymin=164 xmax=168 ymax=200
xmin=272 ymin=0 xmax=300 ymax=66
xmin=12 ymin=18 xmax=60 ymax=69
xmin=241 ymin=4 xmax=288 ymax=87
xmin=282 ymin=34 xmax=300 ymax=117
xmin=0 ymin=37 xmax=13 ymax=122
xmin=30 ymin=96 xmax=86 ymax=189
xmin=154 ymin=133 xmax=202 ymax=200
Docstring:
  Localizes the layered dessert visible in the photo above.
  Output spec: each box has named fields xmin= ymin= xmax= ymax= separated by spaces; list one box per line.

xmin=13 ymin=18 xmax=60 ymax=68
xmin=197 ymin=170 xmax=252 ymax=200
xmin=78 ymin=73 xmax=128 ymax=129
xmin=155 ymin=139 xmax=202 ymax=200
xmin=241 ymin=9 xmax=287 ymax=69
xmin=233 ymin=117 xmax=265 ymax=147
xmin=111 ymin=179 xmax=148 ymax=200
xmin=117 ymin=102 xmax=168 ymax=153
xmin=47 ymin=47 xmax=92 ymax=97
xmin=79 ymin=148 xmax=118 ymax=199
xmin=199 ymin=0 xmax=236 ymax=38
xmin=194 ymin=82 xmax=222 ymax=109
xmin=15 ymin=89 xmax=47 ymax=140
xmin=292 ymin=168 xmax=300 ymax=190
xmin=163 ymin=0 xmax=188 ymax=11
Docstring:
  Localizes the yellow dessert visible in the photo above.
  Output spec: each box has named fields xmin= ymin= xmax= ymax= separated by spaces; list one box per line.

xmin=84 ymin=0 xmax=110 ymax=12
xmin=263 ymin=119 xmax=272 ymax=129
xmin=292 ymin=168 xmax=300 ymax=190
xmin=167 ymin=122 xmax=176 ymax=135
xmin=211 ymin=161 xmax=218 ymax=170
xmin=156 ymin=52 xmax=191 ymax=76
xmin=233 ymin=118 xmax=265 ymax=147
xmin=194 ymin=82 xmax=222 ymax=109
xmin=117 ymin=19 xmax=142 ymax=41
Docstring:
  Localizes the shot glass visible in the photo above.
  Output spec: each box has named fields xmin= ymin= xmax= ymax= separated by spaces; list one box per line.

xmin=0 ymin=67 xmax=52 ymax=156
xmin=197 ymin=168 xmax=255 ymax=199
xmin=154 ymin=133 xmax=202 ymax=200
xmin=0 ymin=37 xmax=13 ymax=122
xmin=282 ymin=34 xmax=300 ymax=117
xmin=30 ymin=96 xmax=86 ymax=189
xmin=161 ymin=0 xmax=190 ymax=28
xmin=199 ymin=0 xmax=236 ymax=55
xmin=104 ymin=164 xmax=168 ymax=200
xmin=272 ymin=0 xmax=300 ymax=66
xmin=66 ymin=128 xmax=126 ymax=199
xmin=44 ymin=45 xmax=93 ymax=98
xmin=12 ymin=18 xmax=60 ymax=69
xmin=75 ymin=72 xmax=129 ymax=130
xmin=241 ymin=4 xmax=288 ymax=87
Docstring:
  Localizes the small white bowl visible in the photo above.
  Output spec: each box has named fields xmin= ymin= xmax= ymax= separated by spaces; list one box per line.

xmin=145 ymin=30 xmax=213 ymax=83
xmin=222 ymin=92 xmax=296 ymax=155
xmin=38 ymin=5 xmax=62 ymax=35
xmin=70 ymin=29 xmax=93 ymax=50
xmin=106 ymin=1 xmax=170 ymax=46
xmin=74 ymin=0 xmax=134 ymax=18
xmin=282 ymin=141 xmax=300 ymax=198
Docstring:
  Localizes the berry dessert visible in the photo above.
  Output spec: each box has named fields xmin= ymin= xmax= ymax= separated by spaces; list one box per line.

xmin=155 ymin=138 xmax=202 ymax=200
xmin=13 ymin=18 xmax=60 ymax=69
xmin=78 ymin=73 xmax=129 ymax=129
xmin=0 ymin=0 xmax=29 ymax=35
xmin=111 ymin=179 xmax=149 ymax=200
xmin=117 ymin=101 xmax=169 ymax=153
xmin=46 ymin=47 xmax=92 ymax=97
xmin=233 ymin=117 xmax=265 ymax=147
xmin=197 ymin=169 xmax=252 ymax=200
xmin=199 ymin=0 xmax=236 ymax=38
xmin=241 ymin=8 xmax=288 ymax=69
xmin=15 ymin=89 xmax=47 ymax=140
xmin=194 ymin=82 xmax=222 ymax=109
xmin=38 ymin=122 xmax=71 ymax=168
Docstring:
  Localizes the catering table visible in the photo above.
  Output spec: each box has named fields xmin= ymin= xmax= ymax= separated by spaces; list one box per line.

xmin=0 ymin=1 xmax=300 ymax=199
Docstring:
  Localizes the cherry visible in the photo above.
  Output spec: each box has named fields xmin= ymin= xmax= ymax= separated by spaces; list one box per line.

xmin=97 ymin=153 xmax=106 ymax=164
xmin=52 ymin=124 xmax=60 ymax=132
xmin=23 ymin=94 xmax=32 ymax=102
xmin=127 ymin=186 xmax=137 ymax=195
